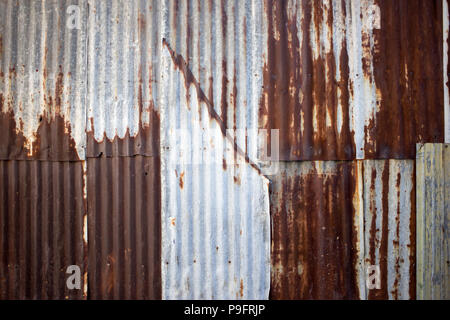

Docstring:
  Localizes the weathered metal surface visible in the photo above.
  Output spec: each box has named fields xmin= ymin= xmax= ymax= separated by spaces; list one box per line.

xmin=0 ymin=0 xmax=87 ymax=161
xmin=259 ymin=0 xmax=444 ymax=161
xmin=0 ymin=160 xmax=86 ymax=299
xmin=160 ymin=32 xmax=270 ymax=299
xmin=86 ymin=0 xmax=160 ymax=158
xmin=362 ymin=160 xmax=415 ymax=300
xmin=416 ymin=143 xmax=449 ymax=300
xmin=87 ymin=156 xmax=161 ymax=299
xmin=270 ymin=161 xmax=364 ymax=299
xmin=270 ymin=160 xmax=415 ymax=300
xmin=445 ymin=0 xmax=450 ymax=143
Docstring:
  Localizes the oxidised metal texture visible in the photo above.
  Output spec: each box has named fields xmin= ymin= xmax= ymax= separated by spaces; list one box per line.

xmin=259 ymin=0 xmax=444 ymax=160
xmin=0 ymin=0 xmax=87 ymax=161
xmin=270 ymin=160 xmax=415 ymax=300
xmin=270 ymin=161 xmax=363 ymax=299
xmin=86 ymin=0 xmax=160 ymax=158
xmin=85 ymin=0 xmax=162 ymax=300
xmin=87 ymin=156 xmax=161 ymax=300
xmin=0 ymin=160 xmax=86 ymax=299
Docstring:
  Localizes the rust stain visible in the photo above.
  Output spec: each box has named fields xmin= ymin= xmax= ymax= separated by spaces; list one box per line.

xmin=240 ymin=279 xmax=244 ymax=298
xmin=179 ymin=171 xmax=185 ymax=189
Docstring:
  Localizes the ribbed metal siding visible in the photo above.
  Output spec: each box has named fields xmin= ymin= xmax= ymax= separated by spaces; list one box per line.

xmin=270 ymin=160 xmax=415 ymax=300
xmin=0 ymin=160 xmax=86 ymax=299
xmin=270 ymin=161 xmax=363 ymax=299
xmin=362 ymin=160 xmax=415 ymax=300
xmin=87 ymin=156 xmax=161 ymax=299
xmin=445 ymin=0 xmax=450 ymax=143
xmin=416 ymin=144 xmax=449 ymax=299
xmin=160 ymin=23 xmax=270 ymax=298
xmin=259 ymin=0 xmax=444 ymax=161
xmin=86 ymin=0 xmax=160 ymax=158
xmin=0 ymin=0 xmax=87 ymax=161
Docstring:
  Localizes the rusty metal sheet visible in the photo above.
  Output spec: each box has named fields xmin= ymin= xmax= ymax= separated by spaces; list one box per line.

xmin=86 ymin=0 xmax=160 ymax=158
xmin=0 ymin=160 xmax=87 ymax=299
xmin=259 ymin=0 xmax=444 ymax=161
xmin=159 ymin=34 xmax=271 ymax=299
xmin=87 ymin=156 xmax=161 ymax=299
xmin=270 ymin=161 xmax=364 ymax=299
xmin=0 ymin=0 xmax=87 ymax=161
xmin=270 ymin=160 xmax=415 ymax=300
xmin=362 ymin=160 xmax=415 ymax=300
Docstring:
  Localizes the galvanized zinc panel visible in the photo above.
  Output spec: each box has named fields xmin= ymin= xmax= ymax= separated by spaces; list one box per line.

xmin=416 ymin=143 xmax=450 ymax=300
xmin=87 ymin=156 xmax=161 ymax=299
xmin=0 ymin=0 xmax=87 ymax=160
xmin=86 ymin=0 xmax=160 ymax=158
xmin=259 ymin=0 xmax=444 ymax=161
xmin=159 ymin=35 xmax=270 ymax=299
xmin=0 ymin=160 xmax=87 ymax=299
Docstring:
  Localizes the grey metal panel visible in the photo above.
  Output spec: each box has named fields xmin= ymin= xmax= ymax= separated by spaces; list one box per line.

xmin=0 ymin=0 xmax=87 ymax=160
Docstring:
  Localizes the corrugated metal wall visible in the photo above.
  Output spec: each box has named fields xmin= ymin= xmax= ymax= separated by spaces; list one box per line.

xmin=416 ymin=144 xmax=449 ymax=300
xmin=0 ymin=0 xmax=448 ymax=300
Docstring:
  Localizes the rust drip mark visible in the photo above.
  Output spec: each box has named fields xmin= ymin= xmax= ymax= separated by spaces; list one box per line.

xmin=408 ymin=161 xmax=416 ymax=299
xmin=170 ymin=217 xmax=176 ymax=227
xmin=233 ymin=176 xmax=241 ymax=186
xmin=179 ymin=171 xmax=185 ymax=189
xmin=240 ymin=279 xmax=244 ymax=298
xmin=162 ymin=39 xmax=262 ymax=175
xmin=392 ymin=171 xmax=402 ymax=299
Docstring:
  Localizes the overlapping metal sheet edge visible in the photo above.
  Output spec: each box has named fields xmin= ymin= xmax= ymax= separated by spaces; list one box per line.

xmin=159 ymin=2 xmax=270 ymax=296
xmin=270 ymin=159 xmax=415 ymax=300
xmin=416 ymin=143 xmax=449 ymax=300
xmin=0 ymin=0 xmax=87 ymax=161
xmin=259 ymin=0 xmax=444 ymax=161
xmin=445 ymin=0 xmax=450 ymax=143
xmin=0 ymin=159 xmax=87 ymax=299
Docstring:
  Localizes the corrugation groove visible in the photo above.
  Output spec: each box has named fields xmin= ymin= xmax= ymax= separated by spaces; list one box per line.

xmin=87 ymin=156 xmax=161 ymax=299
xmin=259 ymin=0 xmax=444 ymax=161
xmin=0 ymin=160 xmax=86 ymax=299
xmin=0 ymin=0 xmax=87 ymax=161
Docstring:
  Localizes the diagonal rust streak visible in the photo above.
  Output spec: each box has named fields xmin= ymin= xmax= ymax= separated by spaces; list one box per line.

xmin=162 ymin=38 xmax=263 ymax=175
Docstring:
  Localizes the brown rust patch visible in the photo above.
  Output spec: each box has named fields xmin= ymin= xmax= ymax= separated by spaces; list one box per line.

xmin=365 ymin=0 xmax=444 ymax=159
xmin=260 ymin=1 xmax=355 ymax=161
xmin=270 ymin=162 xmax=360 ymax=299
